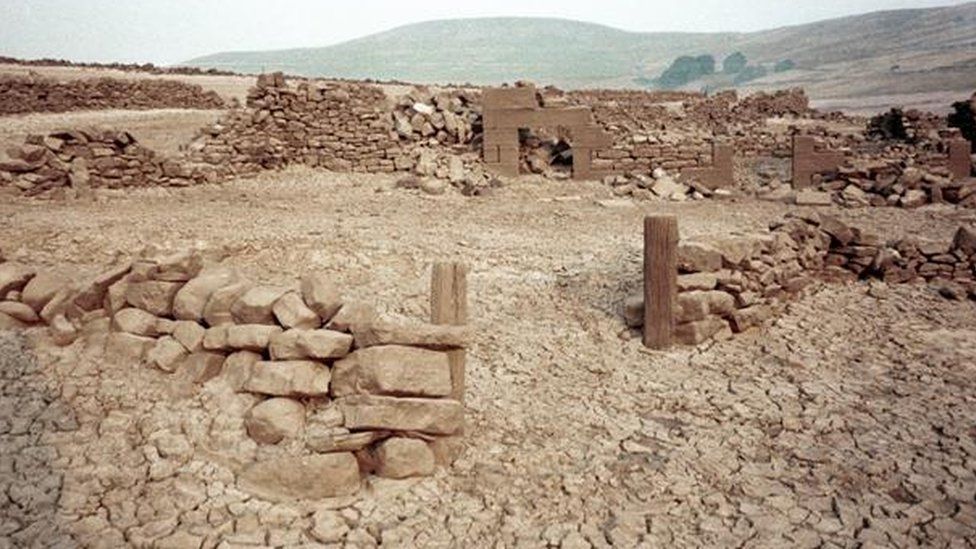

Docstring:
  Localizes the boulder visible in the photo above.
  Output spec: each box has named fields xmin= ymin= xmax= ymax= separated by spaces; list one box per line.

xmin=300 ymin=273 xmax=343 ymax=322
xmin=0 ymin=312 xmax=28 ymax=330
xmin=420 ymin=178 xmax=448 ymax=195
xmin=172 ymin=266 xmax=239 ymax=321
xmin=268 ymin=329 xmax=353 ymax=361
xmin=20 ymin=272 xmax=69 ymax=313
xmin=352 ymin=317 xmax=468 ymax=350
xmin=677 ymin=273 xmax=718 ymax=291
xmin=245 ymin=398 xmax=306 ymax=444
xmin=146 ymin=336 xmax=189 ymax=373
xmin=111 ymin=308 xmax=167 ymax=337
xmin=900 ymin=189 xmax=928 ymax=208
xmin=231 ymin=285 xmax=289 ymax=325
xmin=243 ymin=360 xmax=331 ymax=397
xmin=172 ymin=321 xmax=205 ymax=352
xmin=332 ymin=345 xmax=452 ymax=398
xmin=622 ymin=294 xmax=643 ymax=328
xmin=104 ymin=332 xmax=156 ymax=363
xmin=795 ymin=190 xmax=832 ymax=206
xmin=238 ymin=453 xmax=360 ymax=501
xmin=177 ymin=352 xmax=225 ymax=384
xmin=272 ymin=291 xmax=320 ymax=329
xmin=0 ymin=262 xmax=36 ymax=297
xmin=72 ymin=264 xmax=131 ymax=313
xmin=675 ymin=317 xmax=731 ymax=345
xmin=0 ymin=301 xmax=39 ymax=324
xmin=677 ymin=243 xmax=722 ymax=273
xmin=202 ymin=326 xmax=229 ymax=351
xmin=226 ymin=324 xmax=283 ymax=351
xmin=150 ymin=250 xmax=204 ymax=282
xmin=327 ymin=302 xmax=378 ymax=333
xmin=819 ymin=216 xmax=855 ymax=246
xmin=340 ymin=395 xmax=463 ymax=435
xmin=202 ymin=281 xmax=251 ymax=327
xmin=952 ymin=226 xmax=976 ymax=256
xmin=49 ymin=315 xmax=78 ymax=346
xmin=374 ymin=438 xmax=436 ymax=479
xmin=125 ymin=280 xmax=183 ymax=317
xmin=220 ymin=351 xmax=261 ymax=391
xmin=306 ymin=428 xmax=381 ymax=454
xmin=730 ymin=305 xmax=773 ymax=333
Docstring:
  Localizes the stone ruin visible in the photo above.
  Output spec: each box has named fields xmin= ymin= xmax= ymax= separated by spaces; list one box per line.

xmin=0 ymin=249 xmax=469 ymax=496
xmin=627 ymin=215 xmax=976 ymax=347
xmin=480 ymin=84 xmax=612 ymax=179
xmin=1 ymin=72 xmax=972 ymax=207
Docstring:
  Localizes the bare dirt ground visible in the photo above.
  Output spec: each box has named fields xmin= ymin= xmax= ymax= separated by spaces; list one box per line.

xmin=1 ymin=168 xmax=975 ymax=547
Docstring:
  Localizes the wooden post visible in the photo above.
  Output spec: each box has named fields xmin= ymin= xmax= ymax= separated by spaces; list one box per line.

xmin=643 ymin=216 xmax=678 ymax=349
xmin=431 ymin=262 xmax=468 ymax=402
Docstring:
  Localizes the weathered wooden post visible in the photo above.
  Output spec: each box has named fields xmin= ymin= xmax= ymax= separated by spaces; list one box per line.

xmin=430 ymin=262 xmax=468 ymax=402
xmin=643 ymin=215 xmax=678 ymax=349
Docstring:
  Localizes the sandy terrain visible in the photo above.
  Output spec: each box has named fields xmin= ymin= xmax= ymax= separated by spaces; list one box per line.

xmin=1 ymin=167 xmax=975 ymax=547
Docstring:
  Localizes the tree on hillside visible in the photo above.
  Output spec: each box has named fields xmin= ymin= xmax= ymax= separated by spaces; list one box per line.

xmin=656 ymin=54 xmax=716 ymax=89
xmin=733 ymin=65 xmax=768 ymax=85
xmin=774 ymin=59 xmax=796 ymax=73
xmin=722 ymin=52 xmax=748 ymax=74
xmin=948 ymin=95 xmax=976 ymax=147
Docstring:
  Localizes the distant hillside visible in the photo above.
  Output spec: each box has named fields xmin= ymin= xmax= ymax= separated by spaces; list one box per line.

xmin=184 ymin=4 xmax=976 ymax=101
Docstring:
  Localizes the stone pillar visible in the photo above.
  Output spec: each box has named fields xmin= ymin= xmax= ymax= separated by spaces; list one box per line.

xmin=643 ymin=216 xmax=678 ymax=350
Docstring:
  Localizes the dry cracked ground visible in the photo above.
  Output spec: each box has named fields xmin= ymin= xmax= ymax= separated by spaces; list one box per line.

xmin=1 ymin=169 xmax=976 ymax=548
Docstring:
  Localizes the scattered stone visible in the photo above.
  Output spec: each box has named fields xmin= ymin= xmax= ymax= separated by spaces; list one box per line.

xmin=220 ymin=350 xmax=261 ymax=391
xmin=678 ymin=242 xmax=723 ymax=273
xmin=111 ymin=308 xmax=167 ymax=337
xmin=49 ymin=314 xmax=78 ymax=346
xmin=177 ymin=351 xmax=226 ymax=384
xmin=795 ymin=189 xmax=832 ymax=206
xmin=420 ymin=178 xmax=448 ymax=195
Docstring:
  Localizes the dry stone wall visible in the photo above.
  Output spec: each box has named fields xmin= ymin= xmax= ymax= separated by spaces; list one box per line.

xmin=0 ymin=249 xmax=468 ymax=497
xmin=0 ymin=73 xmax=226 ymax=115
xmin=0 ymin=129 xmax=220 ymax=196
xmin=624 ymin=215 xmax=976 ymax=345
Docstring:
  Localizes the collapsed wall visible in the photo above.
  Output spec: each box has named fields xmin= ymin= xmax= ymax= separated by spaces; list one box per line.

xmin=0 ymin=248 xmax=467 ymax=497
xmin=0 ymin=73 xmax=227 ymax=115
xmin=624 ymin=216 xmax=976 ymax=345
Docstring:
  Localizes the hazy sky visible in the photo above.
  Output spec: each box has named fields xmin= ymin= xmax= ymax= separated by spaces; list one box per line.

xmin=0 ymin=0 xmax=970 ymax=65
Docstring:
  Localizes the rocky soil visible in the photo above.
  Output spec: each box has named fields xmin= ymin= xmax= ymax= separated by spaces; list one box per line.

xmin=1 ymin=169 xmax=975 ymax=547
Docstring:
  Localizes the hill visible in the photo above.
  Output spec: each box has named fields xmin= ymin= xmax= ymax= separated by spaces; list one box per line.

xmin=183 ymin=4 xmax=976 ymax=103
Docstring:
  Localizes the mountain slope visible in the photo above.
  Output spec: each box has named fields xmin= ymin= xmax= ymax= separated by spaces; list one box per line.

xmin=183 ymin=4 xmax=976 ymax=97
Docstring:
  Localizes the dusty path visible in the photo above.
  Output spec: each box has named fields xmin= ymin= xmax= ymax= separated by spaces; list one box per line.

xmin=1 ymin=169 xmax=975 ymax=547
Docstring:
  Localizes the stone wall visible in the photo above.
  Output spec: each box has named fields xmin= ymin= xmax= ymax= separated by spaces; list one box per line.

xmin=0 ymin=129 xmax=220 ymax=196
xmin=0 ymin=249 xmax=467 ymax=495
xmin=0 ymin=73 xmax=227 ymax=115
xmin=624 ymin=216 xmax=976 ymax=345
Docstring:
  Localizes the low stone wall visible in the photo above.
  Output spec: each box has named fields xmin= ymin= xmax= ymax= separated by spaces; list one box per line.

xmin=0 ymin=74 xmax=227 ymax=115
xmin=0 ymin=249 xmax=468 ymax=497
xmin=0 ymin=129 xmax=219 ymax=196
xmin=624 ymin=215 xmax=976 ymax=345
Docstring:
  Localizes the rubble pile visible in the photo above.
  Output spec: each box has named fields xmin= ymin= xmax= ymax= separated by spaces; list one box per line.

xmin=0 ymin=129 xmax=218 ymax=196
xmin=0 ymin=73 xmax=226 ymax=115
xmin=0 ymin=248 xmax=467 ymax=496
xmin=390 ymin=87 xmax=481 ymax=145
